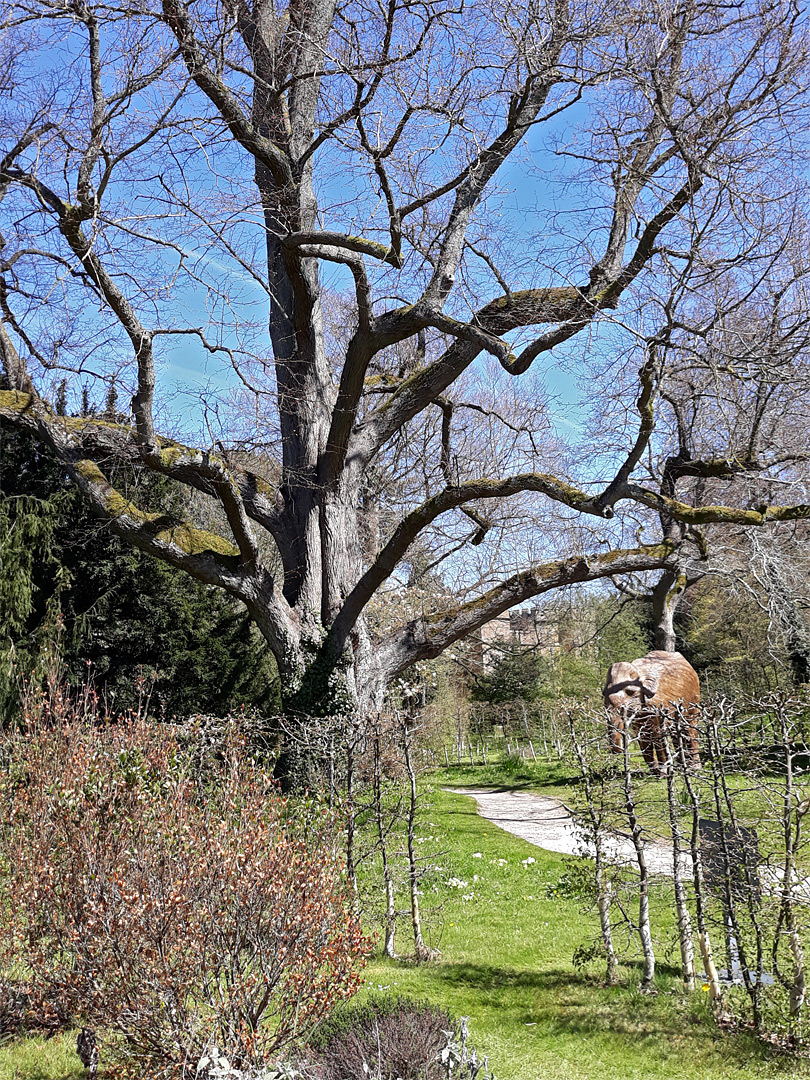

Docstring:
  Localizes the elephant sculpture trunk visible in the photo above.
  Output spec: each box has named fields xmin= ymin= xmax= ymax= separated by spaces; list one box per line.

xmin=603 ymin=650 xmax=701 ymax=775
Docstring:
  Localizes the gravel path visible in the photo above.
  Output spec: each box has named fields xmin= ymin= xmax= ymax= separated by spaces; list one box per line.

xmin=446 ymin=786 xmax=682 ymax=876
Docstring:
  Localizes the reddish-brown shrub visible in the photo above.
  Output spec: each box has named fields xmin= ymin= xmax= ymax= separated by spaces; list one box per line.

xmin=0 ymin=711 xmax=369 ymax=1077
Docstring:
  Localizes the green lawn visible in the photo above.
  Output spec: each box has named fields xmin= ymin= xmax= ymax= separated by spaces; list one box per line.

xmin=0 ymin=1034 xmax=83 ymax=1080
xmin=362 ymin=784 xmax=810 ymax=1080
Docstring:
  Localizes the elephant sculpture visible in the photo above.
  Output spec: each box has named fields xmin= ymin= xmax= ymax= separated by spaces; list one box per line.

xmin=602 ymin=650 xmax=701 ymax=775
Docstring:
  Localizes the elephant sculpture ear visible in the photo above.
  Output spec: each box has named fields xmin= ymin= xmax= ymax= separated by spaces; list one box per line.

xmin=638 ymin=667 xmax=660 ymax=700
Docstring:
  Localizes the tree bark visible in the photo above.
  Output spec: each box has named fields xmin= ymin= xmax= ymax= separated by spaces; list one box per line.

xmin=651 ymin=568 xmax=687 ymax=652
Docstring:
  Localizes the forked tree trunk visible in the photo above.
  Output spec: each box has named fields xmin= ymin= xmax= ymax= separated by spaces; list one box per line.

xmin=651 ymin=568 xmax=687 ymax=652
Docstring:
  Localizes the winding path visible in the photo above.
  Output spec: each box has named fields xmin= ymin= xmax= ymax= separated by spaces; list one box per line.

xmin=447 ymin=787 xmax=810 ymax=907
xmin=446 ymin=787 xmax=682 ymax=876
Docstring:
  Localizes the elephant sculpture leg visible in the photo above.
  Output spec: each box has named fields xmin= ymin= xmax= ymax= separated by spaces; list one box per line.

xmin=651 ymin=721 xmax=670 ymax=776
xmin=635 ymin=714 xmax=670 ymax=776
xmin=687 ymin=721 xmax=701 ymax=768
xmin=608 ymin=712 xmax=625 ymax=754
xmin=636 ymin=722 xmax=661 ymax=775
xmin=673 ymin=707 xmax=701 ymax=769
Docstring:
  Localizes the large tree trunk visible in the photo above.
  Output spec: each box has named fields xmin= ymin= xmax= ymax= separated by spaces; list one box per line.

xmin=651 ymin=568 xmax=687 ymax=652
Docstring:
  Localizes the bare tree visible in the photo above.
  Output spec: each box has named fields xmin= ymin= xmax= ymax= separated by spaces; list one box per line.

xmin=608 ymin=276 xmax=810 ymax=653
xmin=2 ymin=0 xmax=810 ymax=748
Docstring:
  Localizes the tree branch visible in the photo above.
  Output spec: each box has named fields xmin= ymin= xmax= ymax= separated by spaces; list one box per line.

xmin=161 ymin=0 xmax=293 ymax=186
xmin=325 ymin=470 xmax=609 ymax=654
xmin=378 ymin=543 xmax=678 ymax=678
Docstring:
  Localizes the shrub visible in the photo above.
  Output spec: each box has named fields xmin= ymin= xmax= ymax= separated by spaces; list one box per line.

xmin=309 ymin=996 xmax=494 ymax=1080
xmin=0 ymin=709 xmax=370 ymax=1077
xmin=0 ymin=979 xmax=72 ymax=1040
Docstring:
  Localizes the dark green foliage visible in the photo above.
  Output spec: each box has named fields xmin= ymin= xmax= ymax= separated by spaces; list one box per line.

xmin=471 ymin=649 xmax=546 ymax=704
xmin=593 ymin=598 xmax=651 ymax=668
xmin=0 ymin=420 xmax=279 ymax=724
xmin=0 ymin=427 xmax=70 ymax=719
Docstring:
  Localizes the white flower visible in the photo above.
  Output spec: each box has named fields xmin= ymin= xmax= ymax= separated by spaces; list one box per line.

xmin=521 ymin=857 xmax=536 ymax=867
xmin=497 ymin=859 xmax=508 ymax=867
xmin=446 ymin=877 xmax=469 ymax=888
xmin=462 ymin=893 xmax=474 ymax=901
xmin=473 ymin=874 xmax=480 ymax=882
xmin=472 ymin=852 xmax=483 ymax=859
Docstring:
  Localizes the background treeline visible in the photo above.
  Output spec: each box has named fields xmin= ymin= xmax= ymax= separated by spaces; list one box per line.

xmin=0 ymin=417 xmax=280 ymax=726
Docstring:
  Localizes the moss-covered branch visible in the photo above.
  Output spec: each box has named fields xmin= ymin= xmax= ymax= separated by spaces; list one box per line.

xmin=378 ymin=543 xmax=677 ymax=678
xmin=0 ymin=392 xmax=300 ymax=656
xmin=623 ymin=483 xmax=810 ymax=525
xmin=326 ymin=470 xmax=607 ymax=656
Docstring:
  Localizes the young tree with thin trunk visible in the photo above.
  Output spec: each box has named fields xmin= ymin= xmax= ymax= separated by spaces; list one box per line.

xmin=672 ymin=707 xmax=722 ymax=1005
xmin=620 ymin=725 xmax=656 ymax=992
xmin=399 ymin=712 xmax=436 ymax=962
xmin=372 ymin=717 xmax=400 ymax=959
xmin=663 ymin=720 xmax=696 ymax=990
xmin=568 ymin=711 xmax=620 ymax=984
xmin=772 ymin=697 xmax=807 ymax=1031
xmin=2 ymin=0 xmax=810 ymax=745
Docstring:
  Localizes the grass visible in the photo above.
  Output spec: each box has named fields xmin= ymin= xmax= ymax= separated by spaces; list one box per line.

xmin=0 ymin=1034 xmax=83 ymax=1080
xmin=361 ymin=783 xmax=810 ymax=1080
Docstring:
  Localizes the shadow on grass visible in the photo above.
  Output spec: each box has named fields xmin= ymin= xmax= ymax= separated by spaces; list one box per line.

xmin=435 ymin=763 xmax=580 ymax=791
xmin=415 ymin=960 xmax=797 ymax=1070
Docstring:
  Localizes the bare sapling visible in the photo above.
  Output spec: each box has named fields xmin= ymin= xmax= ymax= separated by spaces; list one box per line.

xmin=620 ymin=725 xmax=656 ymax=992
xmin=772 ymin=697 xmax=808 ymax=1034
xmin=372 ymin=719 xmax=399 ymax=959
xmin=673 ymin=704 xmax=721 ymax=1005
xmin=400 ymin=713 xmax=437 ymax=962
xmin=539 ymin=706 xmax=550 ymax=759
xmin=568 ymin=711 xmax=620 ymax=984
xmin=345 ymin=732 xmax=359 ymax=907
xmin=664 ymin=712 xmax=696 ymax=990
xmin=706 ymin=704 xmax=765 ymax=1032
